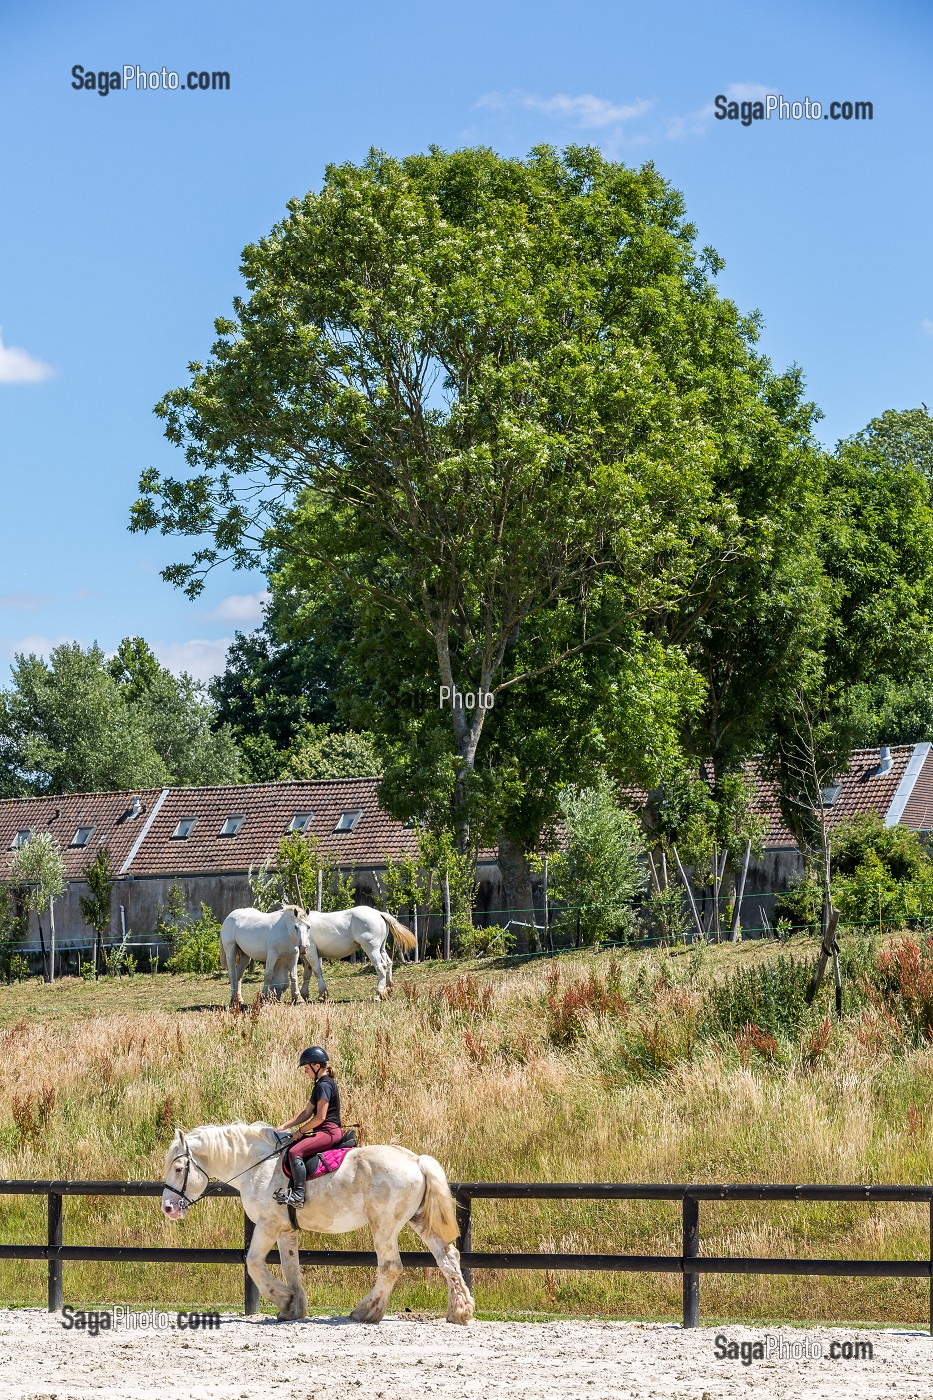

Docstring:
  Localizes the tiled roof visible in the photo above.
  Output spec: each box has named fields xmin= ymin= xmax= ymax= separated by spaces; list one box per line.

xmin=135 ymin=778 xmax=419 ymax=875
xmin=746 ymin=746 xmax=916 ymax=847
xmin=0 ymin=789 xmax=164 ymax=881
xmin=0 ymin=744 xmax=930 ymax=884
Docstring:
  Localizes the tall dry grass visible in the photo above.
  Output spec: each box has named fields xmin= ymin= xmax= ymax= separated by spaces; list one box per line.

xmin=0 ymin=940 xmax=932 ymax=1324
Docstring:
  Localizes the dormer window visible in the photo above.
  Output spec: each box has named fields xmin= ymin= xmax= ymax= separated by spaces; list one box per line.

xmin=334 ymin=810 xmax=362 ymax=832
xmin=291 ymin=812 xmax=313 ymax=832
xmin=220 ymin=815 xmax=245 ymax=837
xmin=172 ymin=818 xmax=197 ymax=840
xmin=819 ymin=785 xmax=841 ymax=808
xmin=9 ymin=829 xmax=30 ymax=850
xmin=71 ymin=826 xmax=95 ymax=848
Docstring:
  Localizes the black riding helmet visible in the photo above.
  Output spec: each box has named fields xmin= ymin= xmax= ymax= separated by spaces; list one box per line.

xmin=298 ymin=1045 xmax=329 ymax=1068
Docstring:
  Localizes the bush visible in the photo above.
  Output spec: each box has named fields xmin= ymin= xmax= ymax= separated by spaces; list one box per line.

xmin=773 ymin=871 xmax=822 ymax=933
xmin=551 ymin=773 xmax=647 ymax=945
xmin=158 ymin=887 xmax=222 ymax=975
xmin=456 ymin=924 xmax=515 ymax=958
xmin=705 ymin=956 xmax=814 ymax=1037
xmin=832 ymin=815 xmax=933 ymax=933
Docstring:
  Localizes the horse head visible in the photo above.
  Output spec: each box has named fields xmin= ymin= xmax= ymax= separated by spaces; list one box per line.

xmin=161 ymin=1127 xmax=210 ymax=1220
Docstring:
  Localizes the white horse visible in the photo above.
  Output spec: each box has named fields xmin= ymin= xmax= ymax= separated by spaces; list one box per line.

xmin=220 ymin=906 xmax=312 ymax=1006
xmin=299 ymin=906 xmax=417 ymax=1002
xmin=161 ymin=1123 xmax=474 ymax=1324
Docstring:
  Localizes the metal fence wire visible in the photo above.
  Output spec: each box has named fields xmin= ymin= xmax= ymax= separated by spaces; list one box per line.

xmin=0 ymin=1177 xmax=931 ymax=1329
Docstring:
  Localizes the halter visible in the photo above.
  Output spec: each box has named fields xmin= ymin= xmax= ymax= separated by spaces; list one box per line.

xmin=162 ymin=1134 xmax=294 ymax=1214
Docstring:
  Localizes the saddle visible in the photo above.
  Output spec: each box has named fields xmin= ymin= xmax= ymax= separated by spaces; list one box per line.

xmin=281 ymin=1127 xmax=358 ymax=1183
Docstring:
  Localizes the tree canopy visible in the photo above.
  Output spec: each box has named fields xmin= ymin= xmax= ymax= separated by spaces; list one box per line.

xmin=132 ymin=144 xmax=819 ymax=872
xmin=0 ymin=639 xmax=241 ymax=796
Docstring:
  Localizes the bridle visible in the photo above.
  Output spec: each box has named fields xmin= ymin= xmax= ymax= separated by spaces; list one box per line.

xmin=163 ymin=1141 xmax=209 ymax=1214
xmin=163 ymin=1134 xmax=294 ymax=1214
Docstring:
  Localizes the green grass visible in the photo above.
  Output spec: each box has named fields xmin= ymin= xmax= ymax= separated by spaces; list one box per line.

xmin=0 ymin=933 xmax=931 ymax=1326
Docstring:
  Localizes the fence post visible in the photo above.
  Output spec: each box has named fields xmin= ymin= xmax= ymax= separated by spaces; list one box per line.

xmin=455 ymin=1191 xmax=473 ymax=1293
xmin=243 ymin=1213 xmax=260 ymax=1315
xmin=682 ymin=1194 xmax=699 ymax=1328
xmin=47 ymin=1191 xmax=63 ymax=1312
xmin=929 ymin=1198 xmax=933 ymax=1337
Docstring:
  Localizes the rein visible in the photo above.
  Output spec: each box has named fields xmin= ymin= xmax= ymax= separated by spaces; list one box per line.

xmin=163 ymin=1135 xmax=291 ymax=1212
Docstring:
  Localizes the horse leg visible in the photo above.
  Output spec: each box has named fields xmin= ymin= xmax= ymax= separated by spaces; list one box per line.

xmin=287 ymin=953 xmax=304 ymax=1005
xmin=303 ymin=942 xmax=328 ymax=1003
xmin=228 ymin=945 xmax=247 ymax=1008
xmin=262 ymin=954 xmax=283 ymax=1002
xmin=350 ymin=1218 xmax=404 ymax=1324
xmin=277 ymin=1228 xmax=308 ymax=1318
xmin=245 ymin=1218 xmax=304 ymax=1320
xmin=408 ymin=1220 xmax=475 ymax=1325
xmin=362 ymin=939 xmax=389 ymax=1001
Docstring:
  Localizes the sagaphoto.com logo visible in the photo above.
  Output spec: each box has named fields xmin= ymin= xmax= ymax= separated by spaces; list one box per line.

xmin=71 ymin=65 xmax=230 ymax=96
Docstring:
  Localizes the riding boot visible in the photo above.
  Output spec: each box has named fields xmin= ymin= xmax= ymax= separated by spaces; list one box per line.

xmin=285 ymin=1153 xmax=307 ymax=1205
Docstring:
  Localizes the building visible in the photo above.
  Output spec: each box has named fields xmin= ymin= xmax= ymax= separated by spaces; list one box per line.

xmin=1 ymin=741 xmax=931 ymax=960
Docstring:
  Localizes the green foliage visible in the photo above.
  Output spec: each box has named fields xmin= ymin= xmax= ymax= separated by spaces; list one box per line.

xmin=380 ymin=848 xmax=432 ymax=916
xmin=252 ymin=831 xmax=357 ymax=913
xmin=641 ymin=884 xmax=691 ymax=946
xmin=164 ymin=903 xmax=222 ymax=975
xmin=651 ymin=770 xmax=764 ymax=874
xmin=456 ymin=924 xmax=515 ymax=959
xmin=0 ymin=900 xmax=29 ymax=983
xmin=550 ymin=773 xmax=647 ymax=945
xmin=279 ymin=724 xmax=380 ymax=780
xmin=773 ymin=871 xmax=823 ymax=932
xmin=704 ymin=956 xmax=815 ymax=1037
xmin=0 ymin=639 xmax=239 ymax=796
xmin=132 ymin=144 xmax=817 ymax=858
xmin=79 ymin=845 xmax=114 ymax=938
xmin=416 ymin=826 xmax=477 ymax=951
xmin=830 ymin=816 xmax=933 ymax=932
xmin=9 ymin=832 xmax=66 ymax=912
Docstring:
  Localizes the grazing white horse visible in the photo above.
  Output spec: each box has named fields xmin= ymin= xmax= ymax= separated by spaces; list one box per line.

xmin=161 ymin=1122 xmax=474 ymax=1324
xmin=299 ymin=906 xmax=417 ymax=1002
xmin=220 ymin=906 xmax=312 ymax=1006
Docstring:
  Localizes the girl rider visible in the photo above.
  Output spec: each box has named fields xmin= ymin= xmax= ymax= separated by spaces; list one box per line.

xmin=275 ymin=1045 xmax=344 ymax=1207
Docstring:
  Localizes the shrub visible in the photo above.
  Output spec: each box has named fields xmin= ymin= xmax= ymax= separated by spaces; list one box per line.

xmin=832 ymin=815 xmax=933 ymax=933
xmin=551 ymin=773 xmax=647 ymax=945
xmin=164 ymin=902 xmax=222 ymax=974
xmin=456 ymin=924 xmax=515 ymax=958
xmin=640 ymin=884 xmax=691 ymax=945
xmin=705 ymin=956 xmax=813 ymax=1037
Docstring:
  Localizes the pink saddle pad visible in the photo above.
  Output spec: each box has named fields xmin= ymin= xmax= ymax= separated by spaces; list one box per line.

xmin=310 ymin=1146 xmax=353 ymax=1179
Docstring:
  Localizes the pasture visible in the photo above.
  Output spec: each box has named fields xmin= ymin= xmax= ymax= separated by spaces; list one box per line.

xmin=1 ymin=934 xmax=933 ymax=1331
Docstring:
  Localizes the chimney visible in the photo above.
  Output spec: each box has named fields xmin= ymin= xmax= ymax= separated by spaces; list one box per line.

xmin=872 ymin=746 xmax=893 ymax=778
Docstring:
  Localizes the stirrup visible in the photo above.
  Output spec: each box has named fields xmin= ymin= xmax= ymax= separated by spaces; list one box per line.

xmin=274 ymin=1185 xmax=304 ymax=1206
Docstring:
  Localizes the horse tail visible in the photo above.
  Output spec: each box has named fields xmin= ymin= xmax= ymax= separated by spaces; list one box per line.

xmin=417 ymin=1155 xmax=459 ymax=1244
xmin=382 ymin=911 xmax=417 ymax=954
xmin=219 ymin=939 xmax=228 ymax=972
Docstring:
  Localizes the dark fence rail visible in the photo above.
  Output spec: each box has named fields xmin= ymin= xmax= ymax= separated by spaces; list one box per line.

xmin=0 ymin=1179 xmax=931 ymax=1330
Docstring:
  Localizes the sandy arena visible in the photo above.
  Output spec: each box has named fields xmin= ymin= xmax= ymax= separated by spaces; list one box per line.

xmin=0 ymin=1309 xmax=930 ymax=1400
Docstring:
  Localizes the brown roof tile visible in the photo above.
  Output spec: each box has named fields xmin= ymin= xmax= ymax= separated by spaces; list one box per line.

xmin=746 ymin=746 xmax=915 ymax=847
xmin=134 ymin=778 xmax=420 ymax=875
xmin=0 ymin=789 xmax=164 ymax=882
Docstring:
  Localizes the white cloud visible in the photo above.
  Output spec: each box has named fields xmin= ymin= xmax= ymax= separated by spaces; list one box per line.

xmin=0 ymin=592 xmax=52 ymax=610
xmin=922 ymin=318 xmax=933 ymax=337
xmin=0 ymin=633 xmax=71 ymax=662
xmin=667 ymin=82 xmax=774 ymax=140
xmin=475 ymin=89 xmax=653 ymax=131
xmin=203 ymin=590 xmax=270 ymax=624
xmin=0 ymin=330 xmax=53 ymax=384
xmin=151 ymin=638 xmax=233 ymax=683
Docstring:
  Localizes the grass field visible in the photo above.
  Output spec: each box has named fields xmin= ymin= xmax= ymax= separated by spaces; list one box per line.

xmin=1 ymin=934 xmax=932 ymax=1327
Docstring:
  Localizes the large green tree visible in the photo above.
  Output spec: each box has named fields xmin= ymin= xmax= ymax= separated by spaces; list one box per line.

xmin=131 ymin=144 xmax=816 ymax=861
xmin=0 ymin=639 xmax=241 ymax=796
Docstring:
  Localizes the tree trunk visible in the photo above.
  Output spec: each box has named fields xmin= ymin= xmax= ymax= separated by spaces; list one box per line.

xmin=498 ymin=833 xmax=537 ymax=952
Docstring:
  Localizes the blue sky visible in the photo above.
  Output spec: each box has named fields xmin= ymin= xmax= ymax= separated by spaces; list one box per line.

xmin=1 ymin=0 xmax=931 ymax=682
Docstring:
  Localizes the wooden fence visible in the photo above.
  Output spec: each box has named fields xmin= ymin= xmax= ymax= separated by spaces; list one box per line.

xmin=0 ymin=1179 xmax=931 ymax=1330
